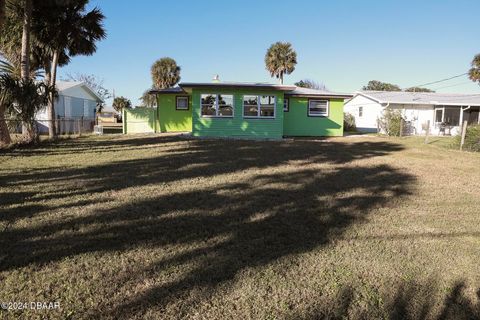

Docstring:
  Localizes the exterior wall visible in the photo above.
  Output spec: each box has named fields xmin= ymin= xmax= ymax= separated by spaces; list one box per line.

xmin=191 ymin=88 xmax=284 ymax=139
xmin=157 ymin=94 xmax=192 ymax=132
xmin=123 ymin=108 xmax=156 ymax=134
xmin=283 ymin=97 xmax=344 ymax=136
xmin=346 ymin=95 xmax=468 ymax=136
xmin=344 ymin=95 xmax=383 ymax=132
xmin=390 ymin=104 xmax=435 ymax=135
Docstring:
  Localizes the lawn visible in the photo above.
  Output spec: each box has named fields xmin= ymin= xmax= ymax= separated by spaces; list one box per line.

xmin=0 ymin=134 xmax=479 ymax=319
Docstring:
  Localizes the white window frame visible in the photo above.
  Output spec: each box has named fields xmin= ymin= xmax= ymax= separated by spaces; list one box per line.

xmin=242 ymin=95 xmax=276 ymax=119
xmin=308 ymin=99 xmax=329 ymax=117
xmin=83 ymin=100 xmax=89 ymax=118
xmin=64 ymin=96 xmax=72 ymax=118
xmin=176 ymin=96 xmax=189 ymax=110
xmin=200 ymin=94 xmax=234 ymax=118
xmin=434 ymin=107 xmax=444 ymax=123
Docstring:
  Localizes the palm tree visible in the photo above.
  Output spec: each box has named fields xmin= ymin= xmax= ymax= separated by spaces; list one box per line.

xmin=469 ymin=54 xmax=480 ymax=84
xmin=33 ymin=0 xmax=106 ymax=138
xmin=140 ymin=90 xmax=156 ymax=108
xmin=151 ymin=57 xmax=181 ymax=89
xmin=112 ymin=96 xmax=132 ymax=113
xmin=20 ymin=0 xmax=32 ymax=80
xmin=0 ymin=73 xmax=55 ymax=143
xmin=265 ymin=42 xmax=297 ymax=84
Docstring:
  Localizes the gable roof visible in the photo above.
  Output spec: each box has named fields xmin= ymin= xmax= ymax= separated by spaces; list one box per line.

xmin=56 ymin=81 xmax=104 ymax=102
xmin=356 ymin=91 xmax=480 ymax=107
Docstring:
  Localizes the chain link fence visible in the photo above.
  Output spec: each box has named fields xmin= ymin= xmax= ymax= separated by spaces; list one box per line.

xmin=4 ymin=118 xmax=95 ymax=136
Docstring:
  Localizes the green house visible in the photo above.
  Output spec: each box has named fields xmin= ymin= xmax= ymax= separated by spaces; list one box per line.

xmin=124 ymin=82 xmax=351 ymax=138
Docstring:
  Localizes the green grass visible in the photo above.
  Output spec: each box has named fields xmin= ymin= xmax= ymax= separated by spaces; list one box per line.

xmin=1 ymin=134 xmax=479 ymax=319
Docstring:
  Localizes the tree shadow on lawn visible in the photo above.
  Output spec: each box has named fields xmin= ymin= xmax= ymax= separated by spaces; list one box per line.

xmin=0 ymin=136 xmax=416 ymax=317
xmin=295 ymin=279 xmax=480 ymax=320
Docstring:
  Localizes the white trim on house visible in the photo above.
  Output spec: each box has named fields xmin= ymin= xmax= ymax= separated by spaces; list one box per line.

xmin=200 ymin=93 xmax=234 ymax=118
xmin=242 ymin=95 xmax=276 ymax=119
xmin=308 ymin=99 xmax=329 ymax=117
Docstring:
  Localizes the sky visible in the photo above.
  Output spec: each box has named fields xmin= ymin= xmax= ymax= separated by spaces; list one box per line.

xmin=58 ymin=0 xmax=480 ymax=106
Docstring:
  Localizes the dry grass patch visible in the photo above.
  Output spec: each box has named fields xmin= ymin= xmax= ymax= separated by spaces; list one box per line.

xmin=0 ymin=134 xmax=479 ymax=319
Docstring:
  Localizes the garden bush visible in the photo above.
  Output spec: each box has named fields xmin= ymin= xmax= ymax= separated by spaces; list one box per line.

xmin=378 ymin=109 xmax=405 ymax=136
xmin=455 ymin=124 xmax=480 ymax=152
xmin=344 ymin=112 xmax=356 ymax=132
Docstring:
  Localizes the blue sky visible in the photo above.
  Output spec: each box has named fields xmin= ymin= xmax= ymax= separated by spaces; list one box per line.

xmin=58 ymin=0 xmax=480 ymax=105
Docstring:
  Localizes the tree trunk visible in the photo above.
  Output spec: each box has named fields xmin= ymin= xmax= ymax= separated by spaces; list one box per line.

xmin=48 ymin=50 xmax=59 ymax=138
xmin=0 ymin=0 xmax=6 ymax=29
xmin=0 ymin=102 xmax=11 ymax=147
xmin=20 ymin=0 xmax=32 ymax=81
xmin=279 ymin=72 xmax=284 ymax=85
xmin=21 ymin=120 xmax=37 ymax=144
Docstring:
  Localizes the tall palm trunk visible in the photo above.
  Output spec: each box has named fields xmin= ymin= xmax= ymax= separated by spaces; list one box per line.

xmin=0 ymin=102 xmax=11 ymax=147
xmin=47 ymin=50 xmax=59 ymax=138
xmin=20 ymin=0 xmax=35 ymax=143
xmin=20 ymin=0 xmax=31 ymax=80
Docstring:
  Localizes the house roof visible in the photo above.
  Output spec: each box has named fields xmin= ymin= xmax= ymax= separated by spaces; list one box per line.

xmin=149 ymin=82 xmax=352 ymax=98
xmin=148 ymin=86 xmax=185 ymax=94
xmin=286 ymin=87 xmax=353 ymax=98
xmin=356 ymin=91 xmax=480 ymax=107
xmin=179 ymin=82 xmax=297 ymax=91
xmin=56 ymin=81 xmax=104 ymax=103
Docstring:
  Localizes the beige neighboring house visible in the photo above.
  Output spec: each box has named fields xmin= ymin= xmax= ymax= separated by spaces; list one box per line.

xmin=344 ymin=91 xmax=480 ymax=135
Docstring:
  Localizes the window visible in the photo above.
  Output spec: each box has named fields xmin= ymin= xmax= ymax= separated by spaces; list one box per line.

xmin=284 ymin=98 xmax=289 ymax=112
xmin=64 ymin=96 xmax=72 ymax=118
xmin=359 ymin=106 xmax=363 ymax=117
xmin=243 ymin=95 xmax=276 ymax=118
xmin=444 ymin=107 xmax=460 ymax=126
xmin=176 ymin=96 xmax=189 ymax=110
xmin=83 ymin=100 xmax=90 ymax=118
xmin=435 ymin=108 xmax=443 ymax=123
xmin=243 ymin=95 xmax=258 ymax=117
xmin=308 ymin=100 xmax=329 ymax=117
xmin=200 ymin=94 xmax=233 ymax=117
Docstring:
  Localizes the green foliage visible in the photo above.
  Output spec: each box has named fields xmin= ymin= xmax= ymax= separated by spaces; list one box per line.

xmin=0 ymin=73 xmax=55 ymax=143
xmin=265 ymin=42 xmax=297 ymax=84
xmin=469 ymin=54 xmax=480 ymax=84
xmin=455 ymin=124 xmax=480 ymax=152
xmin=404 ymin=87 xmax=435 ymax=92
xmin=363 ymin=80 xmax=401 ymax=91
xmin=112 ymin=96 xmax=132 ymax=113
xmin=294 ymin=79 xmax=326 ymax=90
xmin=343 ymin=113 xmax=356 ymax=132
xmin=151 ymin=57 xmax=181 ymax=89
xmin=139 ymin=90 xmax=156 ymax=108
xmin=378 ymin=109 xmax=405 ymax=136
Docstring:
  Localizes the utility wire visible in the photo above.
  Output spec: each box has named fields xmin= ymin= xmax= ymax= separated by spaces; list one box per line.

xmin=409 ymin=72 xmax=469 ymax=88
xmin=432 ymin=81 xmax=473 ymax=90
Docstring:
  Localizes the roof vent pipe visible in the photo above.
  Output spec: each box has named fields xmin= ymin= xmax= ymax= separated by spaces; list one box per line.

xmin=212 ymin=75 xmax=220 ymax=83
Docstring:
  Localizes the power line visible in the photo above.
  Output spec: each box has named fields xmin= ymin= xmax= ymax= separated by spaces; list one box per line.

xmin=409 ymin=72 xmax=469 ymax=88
xmin=432 ymin=81 xmax=472 ymax=90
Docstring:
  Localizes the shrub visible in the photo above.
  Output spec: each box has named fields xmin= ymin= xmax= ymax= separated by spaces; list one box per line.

xmin=378 ymin=109 xmax=405 ymax=136
xmin=343 ymin=113 xmax=356 ymax=132
xmin=455 ymin=124 xmax=480 ymax=152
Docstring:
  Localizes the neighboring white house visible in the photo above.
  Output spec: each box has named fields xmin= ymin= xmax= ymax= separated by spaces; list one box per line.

xmin=36 ymin=81 xmax=104 ymax=133
xmin=344 ymin=91 xmax=480 ymax=135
